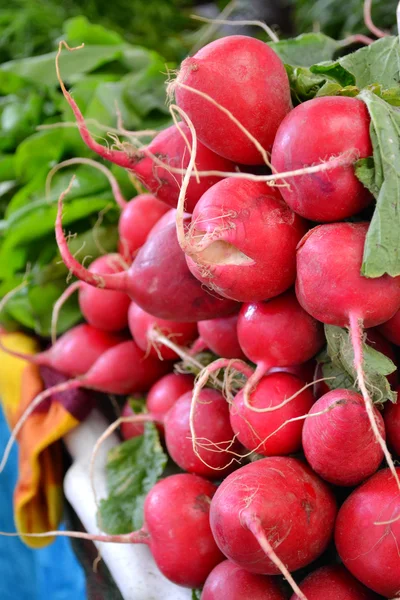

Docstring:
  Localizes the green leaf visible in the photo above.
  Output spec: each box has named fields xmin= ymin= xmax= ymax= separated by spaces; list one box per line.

xmin=98 ymin=423 xmax=167 ymax=535
xmin=321 ymin=325 xmax=397 ymax=403
xmin=354 ymin=157 xmax=380 ymax=197
xmin=191 ymin=590 xmax=202 ymax=600
xmin=356 ymin=90 xmax=400 ymax=277
xmin=64 ymin=16 xmax=124 ymax=46
xmin=270 ymin=33 xmax=339 ymax=67
xmin=14 ymin=129 xmax=65 ymax=182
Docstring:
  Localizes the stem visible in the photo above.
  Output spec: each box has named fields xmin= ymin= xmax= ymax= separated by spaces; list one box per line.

xmin=349 ymin=314 xmax=400 ymax=490
xmin=51 ymin=281 xmax=81 ymax=345
xmin=189 ymin=337 xmax=208 ymax=355
xmin=190 ymin=15 xmax=279 ymax=43
xmin=0 ymin=528 xmax=149 ymax=544
xmin=0 ymin=378 xmax=82 ymax=473
xmin=363 ymin=0 xmax=388 ymax=38
xmin=242 ymin=362 xmax=268 ymax=411
xmin=338 ymin=33 xmax=375 ymax=46
xmin=243 ymin=514 xmax=308 ymax=600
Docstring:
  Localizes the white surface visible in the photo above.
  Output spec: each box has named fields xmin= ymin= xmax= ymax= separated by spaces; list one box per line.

xmin=63 ymin=410 xmax=192 ymax=600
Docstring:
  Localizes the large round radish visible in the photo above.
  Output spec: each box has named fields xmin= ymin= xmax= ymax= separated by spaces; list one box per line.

xmin=302 ymin=389 xmax=385 ymax=486
xmin=210 ymin=457 xmax=336 ymax=576
xmin=56 ymin=207 xmax=239 ymax=322
xmin=164 ymin=388 xmax=240 ymax=479
xmin=290 ymin=565 xmax=381 ymax=599
xmin=230 ymin=372 xmax=315 ymax=456
xmin=335 ymin=468 xmax=400 ymax=596
xmin=271 ymin=96 xmax=372 ymax=222
xmin=128 ymin=302 xmax=198 ymax=360
xmin=173 ymin=36 xmax=291 ymax=164
xmin=185 ymin=180 xmax=307 ymax=302
xmin=202 ymin=560 xmax=285 ymax=600
xmin=195 ymin=314 xmax=245 ymax=359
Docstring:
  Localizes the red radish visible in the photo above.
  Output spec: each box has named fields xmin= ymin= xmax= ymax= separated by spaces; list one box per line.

xmin=7 ymin=474 xmax=224 ymax=588
xmin=172 ymin=36 xmax=291 ymax=164
xmin=379 ymin=307 xmax=400 ymax=345
xmin=128 ymin=302 xmax=198 ymax=360
xmin=193 ymin=315 xmax=245 ymax=359
xmin=271 ymin=96 xmax=372 ymax=222
xmin=201 ymin=560 xmax=285 ymax=600
xmin=0 ymin=340 xmax=169 ymax=472
xmin=290 ymin=565 xmax=381 ymax=599
xmin=230 ymin=372 xmax=315 ymax=456
xmin=335 ymin=468 xmax=400 ymax=597
xmin=268 ymin=360 xmax=316 ymax=384
xmin=209 ymin=457 xmax=336 ymax=598
xmin=237 ymin=290 xmax=324 ymax=401
xmin=147 ymin=208 xmax=178 ymax=237
xmin=164 ymin=388 xmax=241 ymax=479
xmin=296 ymin=222 xmax=400 ymax=489
xmin=146 ymin=373 xmax=194 ymax=425
xmin=302 ymin=389 xmax=385 ymax=486
xmin=56 ymin=188 xmax=239 ymax=322
xmin=120 ymin=397 xmax=146 ymax=440
xmin=384 ymin=391 xmax=400 ymax=456
xmin=0 ymin=324 xmax=124 ymax=378
xmin=55 ymin=53 xmax=235 ymax=212
xmin=185 ymin=180 xmax=307 ymax=302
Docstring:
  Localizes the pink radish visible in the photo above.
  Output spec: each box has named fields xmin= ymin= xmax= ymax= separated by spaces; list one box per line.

xmin=302 ymin=389 xmax=385 ymax=486
xmin=128 ymin=302 xmax=198 ymax=360
xmin=290 ymin=565 xmax=381 ymax=599
xmin=271 ymin=96 xmax=372 ymax=222
xmin=237 ymin=290 xmax=324 ymax=402
xmin=164 ymin=388 xmax=241 ymax=478
xmin=4 ymin=474 xmax=224 ymax=588
xmin=296 ymin=222 xmax=400 ymax=489
xmin=209 ymin=457 xmax=336 ymax=599
xmin=55 ymin=50 xmax=235 ymax=213
xmin=55 ymin=187 xmax=239 ymax=321
xmin=120 ymin=398 xmax=147 ymax=440
xmin=192 ymin=314 xmax=245 ymax=359
xmin=184 ymin=180 xmax=307 ymax=302
xmin=229 ymin=372 xmax=315 ymax=456
xmin=201 ymin=560 xmax=285 ymax=600
xmin=335 ymin=468 xmax=400 ymax=597
xmin=172 ymin=35 xmax=291 ymax=164
xmin=379 ymin=307 xmax=400 ymax=346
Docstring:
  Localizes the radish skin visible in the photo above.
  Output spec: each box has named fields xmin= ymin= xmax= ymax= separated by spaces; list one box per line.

xmin=290 ymin=565 xmax=381 ymax=599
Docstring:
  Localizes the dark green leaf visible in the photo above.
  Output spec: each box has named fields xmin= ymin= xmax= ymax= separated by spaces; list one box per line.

xmin=14 ymin=129 xmax=65 ymax=182
xmin=98 ymin=423 xmax=167 ymax=534
xmin=270 ymin=33 xmax=339 ymax=67
xmin=191 ymin=590 xmax=202 ymax=600
xmin=64 ymin=16 xmax=124 ymax=46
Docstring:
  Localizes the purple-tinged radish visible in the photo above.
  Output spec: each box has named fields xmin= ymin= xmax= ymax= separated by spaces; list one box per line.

xmin=192 ymin=314 xmax=245 ymax=359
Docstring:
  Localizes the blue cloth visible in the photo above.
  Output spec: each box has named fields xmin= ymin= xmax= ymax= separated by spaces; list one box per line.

xmin=0 ymin=406 xmax=87 ymax=600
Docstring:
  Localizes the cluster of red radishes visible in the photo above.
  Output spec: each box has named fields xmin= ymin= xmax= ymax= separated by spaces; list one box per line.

xmin=6 ymin=33 xmax=400 ymax=598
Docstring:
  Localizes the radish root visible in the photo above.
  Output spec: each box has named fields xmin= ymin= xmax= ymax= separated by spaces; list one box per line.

xmin=50 ymin=280 xmax=81 ymax=344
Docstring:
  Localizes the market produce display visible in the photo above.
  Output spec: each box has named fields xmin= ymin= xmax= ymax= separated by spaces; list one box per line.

xmin=3 ymin=1 xmax=400 ymax=599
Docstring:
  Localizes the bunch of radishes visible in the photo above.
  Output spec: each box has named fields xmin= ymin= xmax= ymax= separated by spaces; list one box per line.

xmin=4 ymin=32 xmax=400 ymax=599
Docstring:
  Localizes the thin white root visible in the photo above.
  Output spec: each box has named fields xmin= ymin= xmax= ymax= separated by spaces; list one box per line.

xmin=50 ymin=280 xmax=81 ymax=344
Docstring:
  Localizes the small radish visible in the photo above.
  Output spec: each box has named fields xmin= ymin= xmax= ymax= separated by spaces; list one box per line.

xmin=120 ymin=397 xmax=147 ymax=440
xmin=184 ymin=180 xmax=307 ymax=302
xmin=296 ymin=222 xmax=400 ymax=490
xmin=271 ymin=96 xmax=372 ymax=222
xmin=379 ymin=307 xmax=400 ymax=346
xmin=56 ymin=52 xmax=235 ymax=213
xmin=3 ymin=474 xmax=224 ymax=588
xmin=230 ymin=372 xmax=315 ymax=456
xmin=237 ymin=290 xmax=324 ymax=402
xmin=164 ymin=389 xmax=241 ymax=478
xmin=56 ymin=188 xmax=239 ymax=322
xmin=192 ymin=314 xmax=245 ymax=359
xmin=146 ymin=373 xmax=194 ymax=426
xmin=172 ymin=36 xmax=291 ymax=164
xmin=201 ymin=560 xmax=285 ymax=600
xmin=290 ymin=565 xmax=381 ymax=599
xmin=384 ymin=389 xmax=400 ymax=456
xmin=335 ymin=468 xmax=400 ymax=597
xmin=209 ymin=457 xmax=336 ymax=598
xmin=302 ymin=389 xmax=385 ymax=486
xmin=128 ymin=302 xmax=198 ymax=360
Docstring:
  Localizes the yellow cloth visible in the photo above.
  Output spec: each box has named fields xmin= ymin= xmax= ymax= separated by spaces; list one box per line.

xmin=0 ymin=332 xmax=80 ymax=547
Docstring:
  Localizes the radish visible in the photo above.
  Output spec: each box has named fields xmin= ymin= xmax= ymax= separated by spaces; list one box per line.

xmin=296 ymin=222 xmax=400 ymax=489
xmin=209 ymin=457 xmax=336 ymax=599
xmin=164 ymin=389 xmax=241 ymax=478
xmin=384 ymin=390 xmax=400 ymax=456
xmin=172 ymin=35 xmax=291 ymax=164
xmin=120 ymin=397 xmax=147 ymax=440
xmin=201 ymin=560 xmax=285 ymax=600
xmin=268 ymin=360 xmax=316 ymax=384
xmin=55 ymin=49 xmax=235 ymax=213
xmin=290 ymin=565 xmax=381 ymax=599
xmin=335 ymin=468 xmax=400 ymax=597
xmin=3 ymin=474 xmax=224 ymax=588
xmin=128 ymin=302 xmax=198 ymax=360
xmin=146 ymin=373 xmax=194 ymax=426
xmin=230 ymin=372 xmax=315 ymax=456
xmin=184 ymin=180 xmax=307 ymax=302
xmin=237 ymin=290 xmax=324 ymax=403
xmin=271 ymin=96 xmax=372 ymax=222
xmin=192 ymin=315 xmax=245 ymax=359
xmin=0 ymin=340 xmax=169 ymax=472
xmin=302 ymin=389 xmax=385 ymax=486
xmin=379 ymin=307 xmax=400 ymax=346
xmin=55 ymin=187 xmax=239 ymax=321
